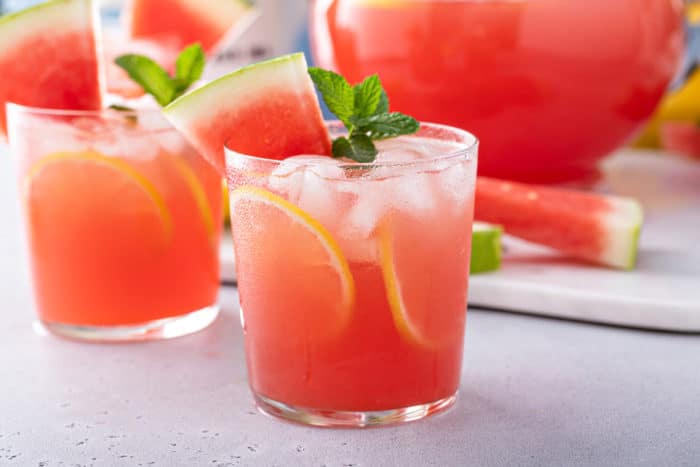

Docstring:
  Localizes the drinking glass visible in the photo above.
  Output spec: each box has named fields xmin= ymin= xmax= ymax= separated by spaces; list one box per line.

xmin=7 ymin=104 xmax=223 ymax=341
xmin=225 ymin=121 xmax=477 ymax=426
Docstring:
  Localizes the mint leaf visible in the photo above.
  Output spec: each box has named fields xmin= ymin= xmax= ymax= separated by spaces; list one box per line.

xmin=309 ymin=67 xmax=418 ymax=163
xmin=116 ymin=44 xmax=207 ymax=107
xmin=376 ymin=89 xmax=389 ymax=114
xmin=174 ymin=43 xmax=206 ymax=94
xmin=108 ymin=104 xmax=138 ymax=124
xmin=114 ymin=54 xmax=176 ymax=107
xmin=356 ymin=112 xmax=419 ymax=139
xmin=353 ymin=74 xmax=383 ymax=118
xmin=332 ymin=134 xmax=377 ymax=162
xmin=108 ymin=104 xmax=135 ymax=112
xmin=308 ymin=67 xmax=354 ymax=124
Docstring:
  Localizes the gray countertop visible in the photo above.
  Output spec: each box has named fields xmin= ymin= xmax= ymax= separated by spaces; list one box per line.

xmin=1 ymin=146 xmax=699 ymax=467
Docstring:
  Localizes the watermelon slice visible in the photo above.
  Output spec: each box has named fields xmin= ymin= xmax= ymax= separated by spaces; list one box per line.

xmin=474 ymin=177 xmax=643 ymax=269
xmin=163 ymin=53 xmax=331 ymax=174
xmin=0 ymin=0 xmax=103 ymax=138
xmin=128 ymin=0 xmax=256 ymax=54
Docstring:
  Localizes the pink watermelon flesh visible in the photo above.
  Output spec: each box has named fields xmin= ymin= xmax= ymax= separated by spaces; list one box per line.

xmin=0 ymin=0 xmax=102 ymax=138
xmin=164 ymin=53 xmax=331 ymax=175
xmin=129 ymin=0 xmax=254 ymax=54
xmin=475 ymin=177 xmax=643 ymax=269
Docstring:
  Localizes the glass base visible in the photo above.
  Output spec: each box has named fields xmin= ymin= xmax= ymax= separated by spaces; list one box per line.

xmin=254 ymin=392 xmax=457 ymax=428
xmin=39 ymin=304 xmax=219 ymax=342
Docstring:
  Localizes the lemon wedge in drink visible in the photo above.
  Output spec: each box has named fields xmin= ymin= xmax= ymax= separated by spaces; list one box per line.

xmin=168 ymin=154 xmax=217 ymax=245
xmin=229 ymin=186 xmax=355 ymax=338
xmin=378 ymin=218 xmax=469 ymax=349
xmin=26 ymin=151 xmax=173 ymax=240
xmin=25 ymin=151 xmax=173 ymax=258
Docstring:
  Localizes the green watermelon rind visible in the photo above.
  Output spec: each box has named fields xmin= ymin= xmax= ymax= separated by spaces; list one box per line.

xmin=471 ymin=222 xmax=502 ymax=274
xmin=0 ymin=0 xmax=94 ymax=40
xmin=163 ymin=53 xmax=322 ymax=169
xmin=164 ymin=52 xmax=312 ymax=118
xmin=0 ymin=0 xmax=102 ymax=139
xmin=603 ymin=197 xmax=643 ymax=270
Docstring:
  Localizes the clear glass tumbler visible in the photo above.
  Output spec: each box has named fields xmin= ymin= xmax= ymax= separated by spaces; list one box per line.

xmin=225 ymin=121 xmax=478 ymax=426
xmin=7 ymin=104 xmax=223 ymax=341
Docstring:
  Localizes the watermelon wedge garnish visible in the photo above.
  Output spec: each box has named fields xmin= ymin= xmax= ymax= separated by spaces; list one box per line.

xmin=163 ymin=53 xmax=331 ymax=174
xmin=0 ymin=0 xmax=103 ymax=138
xmin=128 ymin=0 xmax=257 ymax=54
xmin=474 ymin=177 xmax=643 ymax=269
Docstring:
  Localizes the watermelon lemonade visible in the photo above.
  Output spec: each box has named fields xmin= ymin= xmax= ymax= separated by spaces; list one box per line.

xmin=225 ymin=122 xmax=478 ymax=426
xmin=7 ymin=105 xmax=222 ymax=340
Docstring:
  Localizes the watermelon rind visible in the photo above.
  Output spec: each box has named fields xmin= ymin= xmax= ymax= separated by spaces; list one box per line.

xmin=163 ymin=52 xmax=327 ymax=170
xmin=0 ymin=0 xmax=105 ymax=140
xmin=471 ymin=222 xmax=502 ymax=274
xmin=0 ymin=0 xmax=93 ymax=34
xmin=602 ymin=197 xmax=643 ymax=270
xmin=164 ymin=52 xmax=315 ymax=120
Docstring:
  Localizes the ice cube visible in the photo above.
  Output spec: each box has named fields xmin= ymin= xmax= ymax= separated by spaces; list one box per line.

xmin=295 ymin=159 xmax=347 ymax=231
xmin=335 ymin=180 xmax=386 ymax=263
xmin=268 ymin=155 xmax=318 ymax=202
xmin=337 ymin=234 xmax=380 ymax=264
xmin=436 ymin=160 xmax=474 ymax=214
xmin=389 ymin=171 xmax=437 ymax=215
xmin=90 ymin=122 xmax=160 ymax=161
xmin=27 ymin=120 xmax=86 ymax=157
xmin=340 ymin=180 xmax=386 ymax=238
xmin=375 ymin=135 xmax=467 ymax=165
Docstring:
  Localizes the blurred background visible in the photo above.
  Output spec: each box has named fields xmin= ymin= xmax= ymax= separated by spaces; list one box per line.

xmin=2 ymin=0 xmax=699 ymax=182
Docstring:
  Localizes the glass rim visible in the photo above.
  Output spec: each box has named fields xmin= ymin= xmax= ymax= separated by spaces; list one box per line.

xmin=5 ymin=103 xmax=175 ymax=136
xmin=5 ymin=102 xmax=163 ymax=118
xmin=224 ymin=120 xmax=478 ymax=170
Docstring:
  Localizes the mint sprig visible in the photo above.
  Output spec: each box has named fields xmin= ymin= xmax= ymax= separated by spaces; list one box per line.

xmin=308 ymin=68 xmax=419 ymax=162
xmin=115 ymin=43 xmax=206 ymax=107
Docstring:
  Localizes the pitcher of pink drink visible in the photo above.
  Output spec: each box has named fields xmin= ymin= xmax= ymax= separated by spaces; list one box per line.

xmin=311 ymin=0 xmax=684 ymax=183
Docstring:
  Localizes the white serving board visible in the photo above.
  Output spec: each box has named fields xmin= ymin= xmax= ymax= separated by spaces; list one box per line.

xmin=220 ymin=149 xmax=700 ymax=332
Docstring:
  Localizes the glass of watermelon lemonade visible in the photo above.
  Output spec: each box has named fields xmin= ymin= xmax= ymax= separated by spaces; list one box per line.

xmin=225 ymin=121 xmax=478 ymax=426
xmin=6 ymin=104 xmax=223 ymax=341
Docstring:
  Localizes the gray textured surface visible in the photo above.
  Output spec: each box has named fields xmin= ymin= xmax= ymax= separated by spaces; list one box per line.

xmin=2 ymin=145 xmax=700 ymax=467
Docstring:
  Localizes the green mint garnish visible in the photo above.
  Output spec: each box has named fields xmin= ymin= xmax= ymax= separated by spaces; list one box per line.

xmin=174 ymin=43 xmax=207 ymax=93
xmin=108 ymin=104 xmax=138 ymax=124
xmin=308 ymin=67 xmax=419 ymax=162
xmin=332 ymin=134 xmax=376 ymax=162
xmin=115 ymin=43 xmax=206 ymax=107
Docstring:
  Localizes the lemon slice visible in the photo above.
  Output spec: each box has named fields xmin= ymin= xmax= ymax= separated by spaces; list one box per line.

xmin=229 ymin=186 xmax=355 ymax=338
xmin=26 ymin=151 xmax=173 ymax=240
xmin=379 ymin=218 xmax=469 ymax=349
xmin=168 ymin=154 xmax=216 ymax=245
xmin=222 ymin=179 xmax=230 ymax=226
xmin=25 ymin=150 xmax=174 ymax=266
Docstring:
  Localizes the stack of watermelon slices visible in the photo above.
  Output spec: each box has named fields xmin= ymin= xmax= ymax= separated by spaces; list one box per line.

xmin=163 ymin=53 xmax=643 ymax=271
